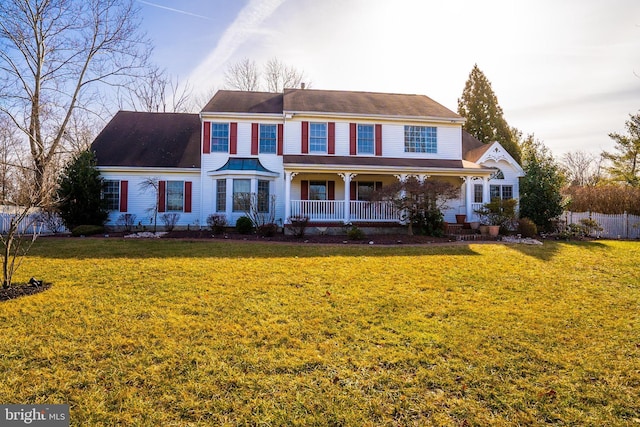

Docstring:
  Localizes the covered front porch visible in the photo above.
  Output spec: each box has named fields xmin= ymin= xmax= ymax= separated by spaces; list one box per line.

xmin=283 ymin=167 xmax=495 ymax=225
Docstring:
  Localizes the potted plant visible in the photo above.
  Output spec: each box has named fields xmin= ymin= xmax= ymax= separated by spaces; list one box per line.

xmin=474 ymin=198 xmax=518 ymax=237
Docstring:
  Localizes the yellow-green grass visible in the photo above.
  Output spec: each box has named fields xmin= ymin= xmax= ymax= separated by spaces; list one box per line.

xmin=1 ymin=239 xmax=639 ymax=426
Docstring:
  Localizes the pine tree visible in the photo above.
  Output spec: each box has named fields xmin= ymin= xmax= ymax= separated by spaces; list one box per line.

xmin=519 ymin=135 xmax=565 ymax=230
xmin=56 ymin=150 xmax=108 ymax=230
xmin=458 ymin=64 xmax=521 ymax=163
xmin=603 ymin=112 xmax=640 ymax=187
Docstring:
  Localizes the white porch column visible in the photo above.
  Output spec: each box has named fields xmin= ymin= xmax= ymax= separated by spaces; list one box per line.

xmin=338 ymin=172 xmax=356 ymax=224
xmin=463 ymin=176 xmax=474 ymax=219
xmin=284 ymin=172 xmax=297 ymax=223
xmin=483 ymin=176 xmax=490 ymax=204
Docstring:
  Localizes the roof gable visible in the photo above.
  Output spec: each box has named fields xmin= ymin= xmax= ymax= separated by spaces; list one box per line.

xmin=92 ymin=111 xmax=201 ymax=168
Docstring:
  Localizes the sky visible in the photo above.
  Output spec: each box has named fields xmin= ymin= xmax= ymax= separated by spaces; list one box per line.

xmin=136 ymin=0 xmax=640 ymax=157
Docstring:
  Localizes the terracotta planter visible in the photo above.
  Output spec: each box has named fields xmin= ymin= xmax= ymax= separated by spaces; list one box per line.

xmin=469 ymin=221 xmax=480 ymax=230
xmin=488 ymin=225 xmax=500 ymax=237
xmin=455 ymin=214 xmax=466 ymax=224
xmin=479 ymin=225 xmax=489 ymax=235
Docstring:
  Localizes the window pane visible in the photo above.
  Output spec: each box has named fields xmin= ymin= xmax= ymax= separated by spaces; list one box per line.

xmin=259 ymin=124 xmax=277 ymax=153
xmin=474 ymin=184 xmax=483 ymax=203
xmin=502 ymin=185 xmax=513 ymax=200
xmin=103 ymin=180 xmax=120 ymax=211
xmin=166 ymin=181 xmax=184 ymax=211
xmin=211 ymin=123 xmax=229 ymax=152
xmin=490 ymin=185 xmax=501 ymax=201
xmin=404 ymin=126 xmax=437 ymax=153
xmin=257 ymin=180 xmax=269 ymax=213
xmin=233 ymin=179 xmax=250 ymax=211
xmin=309 ymin=123 xmax=327 ymax=152
xmin=357 ymin=124 xmax=374 ymax=154
xmin=216 ymin=179 xmax=226 ymax=212
xmin=357 ymin=182 xmax=374 ymax=201
xmin=309 ymin=181 xmax=326 ymax=200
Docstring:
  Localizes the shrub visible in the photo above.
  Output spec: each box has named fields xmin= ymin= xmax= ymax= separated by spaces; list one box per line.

xmin=288 ymin=216 xmax=309 ymax=238
xmin=517 ymin=218 xmax=538 ymax=238
xmin=347 ymin=226 xmax=365 ymax=240
xmin=116 ymin=213 xmax=137 ymax=232
xmin=236 ymin=216 xmax=254 ymax=234
xmin=35 ymin=210 xmax=66 ymax=234
xmin=257 ymin=223 xmax=278 ymax=237
xmin=206 ymin=214 xmax=227 ymax=235
xmin=160 ymin=213 xmax=180 ymax=231
xmin=71 ymin=225 xmax=105 ymax=237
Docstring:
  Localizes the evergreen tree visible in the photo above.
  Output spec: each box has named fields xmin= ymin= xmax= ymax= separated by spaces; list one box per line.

xmin=458 ymin=64 xmax=521 ymax=163
xmin=603 ymin=112 xmax=640 ymax=187
xmin=56 ymin=150 xmax=108 ymax=229
xmin=519 ymin=135 xmax=565 ymax=231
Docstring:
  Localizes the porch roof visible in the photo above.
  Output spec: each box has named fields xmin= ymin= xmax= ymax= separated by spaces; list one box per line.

xmin=282 ymin=155 xmax=494 ymax=175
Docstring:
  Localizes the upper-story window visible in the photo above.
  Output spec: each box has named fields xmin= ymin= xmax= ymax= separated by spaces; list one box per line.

xmin=259 ymin=124 xmax=277 ymax=154
xmin=404 ymin=126 xmax=437 ymax=153
xmin=211 ymin=123 xmax=229 ymax=152
xmin=309 ymin=123 xmax=327 ymax=153
xmin=357 ymin=124 xmax=374 ymax=154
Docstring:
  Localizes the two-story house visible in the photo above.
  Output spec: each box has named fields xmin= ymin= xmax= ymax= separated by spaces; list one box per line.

xmin=91 ymin=88 xmax=524 ymax=232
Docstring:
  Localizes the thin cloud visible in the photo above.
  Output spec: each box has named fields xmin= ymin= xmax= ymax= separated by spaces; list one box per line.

xmin=137 ymin=0 xmax=212 ymax=20
xmin=187 ymin=0 xmax=287 ymax=92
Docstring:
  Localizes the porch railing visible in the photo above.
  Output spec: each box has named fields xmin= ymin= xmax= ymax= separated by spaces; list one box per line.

xmin=290 ymin=200 xmax=345 ymax=221
xmin=290 ymin=200 xmax=400 ymax=222
xmin=350 ymin=201 xmax=399 ymax=222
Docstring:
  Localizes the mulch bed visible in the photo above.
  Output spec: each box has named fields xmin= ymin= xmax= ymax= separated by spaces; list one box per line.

xmin=0 ymin=282 xmax=51 ymax=302
xmin=162 ymin=229 xmax=457 ymax=245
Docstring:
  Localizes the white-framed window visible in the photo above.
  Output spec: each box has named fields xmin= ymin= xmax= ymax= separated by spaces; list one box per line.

xmin=357 ymin=124 xmax=374 ymax=154
xmin=216 ymin=179 xmax=226 ymax=212
xmin=490 ymin=185 xmax=513 ymax=200
xmin=257 ymin=180 xmax=270 ymax=213
xmin=259 ymin=124 xmax=277 ymax=154
xmin=473 ymin=184 xmax=483 ymax=203
xmin=103 ymin=180 xmax=120 ymax=211
xmin=211 ymin=123 xmax=229 ymax=152
xmin=233 ymin=179 xmax=250 ymax=211
xmin=357 ymin=182 xmax=375 ymax=201
xmin=309 ymin=123 xmax=327 ymax=153
xmin=166 ymin=181 xmax=184 ymax=211
xmin=309 ymin=181 xmax=327 ymax=200
xmin=404 ymin=126 xmax=437 ymax=153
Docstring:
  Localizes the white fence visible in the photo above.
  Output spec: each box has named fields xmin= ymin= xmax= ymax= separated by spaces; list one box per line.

xmin=0 ymin=210 xmax=68 ymax=235
xmin=564 ymin=211 xmax=640 ymax=239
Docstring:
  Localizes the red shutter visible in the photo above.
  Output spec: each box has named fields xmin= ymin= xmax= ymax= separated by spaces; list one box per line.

xmin=184 ymin=181 xmax=192 ymax=213
xmin=301 ymin=121 xmax=309 ymax=154
xmin=328 ymin=122 xmax=335 ymax=154
xmin=375 ymin=181 xmax=383 ymax=191
xmin=328 ymin=181 xmax=335 ymax=200
xmin=349 ymin=123 xmax=357 ymax=155
xmin=119 ymin=180 xmax=128 ymax=212
xmin=375 ymin=124 xmax=382 ymax=156
xmin=350 ymin=181 xmax=357 ymax=200
xmin=251 ymin=123 xmax=259 ymax=155
xmin=277 ymin=123 xmax=284 ymax=155
xmin=203 ymin=122 xmax=210 ymax=154
xmin=230 ymin=122 xmax=238 ymax=154
xmin=301 ymin=180 xmax=309 ymax=200
xmin=158 ymin=180 xmax=166 ymax=213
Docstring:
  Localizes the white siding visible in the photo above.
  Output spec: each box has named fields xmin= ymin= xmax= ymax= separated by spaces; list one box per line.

xmin=100 ymin=170 xmax=201 ymax=229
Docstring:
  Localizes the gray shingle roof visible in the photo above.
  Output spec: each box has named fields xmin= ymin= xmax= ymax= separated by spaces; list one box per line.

xmin=92 ymin=111 xmax=201 ymax=168
xmin=202 ymin=89 xmax=461 ymax=120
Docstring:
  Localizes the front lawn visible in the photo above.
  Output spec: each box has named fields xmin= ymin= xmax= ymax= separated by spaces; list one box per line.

xmin=1 ymin=239 xmax=639 ymax=426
